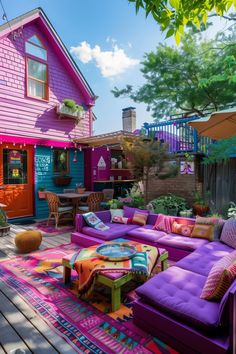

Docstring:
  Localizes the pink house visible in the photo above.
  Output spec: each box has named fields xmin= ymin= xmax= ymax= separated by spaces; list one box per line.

xmin=0 ymin=8 xmax=96 ymax=219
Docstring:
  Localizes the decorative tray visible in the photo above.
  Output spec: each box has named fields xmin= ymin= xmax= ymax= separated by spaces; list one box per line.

xmin=95 ymin=243 xmax=137 ymax=261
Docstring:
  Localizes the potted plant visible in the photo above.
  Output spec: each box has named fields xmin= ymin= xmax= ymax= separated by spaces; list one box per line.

xmin=76 ymin=183 xmax=86 ymax=193
xmin=192 ymin=191 xmax=210 ymax=216
xmin=56 ymin=98 xmax=84 ymax=120
xmin=38 ymin=186 xmax=46 ymax=199
xmin=108 ymin=199 xmax=123 ymax=209
xmin=179 ymin=209 xmax=193 ymax=217
xmin=53 ymin=173 xmax=72 ymax=186
xmin=0 ymin=209 xmax=10 ymax=237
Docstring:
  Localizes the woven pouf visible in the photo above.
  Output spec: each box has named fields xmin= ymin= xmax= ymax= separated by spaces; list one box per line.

xmin=15 ymin=230 xmax=42 ymax=253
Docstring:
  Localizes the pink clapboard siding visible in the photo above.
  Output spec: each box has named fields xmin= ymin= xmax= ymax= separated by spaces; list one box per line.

xmin=0 ymin=20 xmax=93 ymax=142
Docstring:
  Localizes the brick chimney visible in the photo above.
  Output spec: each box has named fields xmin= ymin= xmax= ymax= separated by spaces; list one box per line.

xmin=122 ymin=107 xmax=136 ymax=132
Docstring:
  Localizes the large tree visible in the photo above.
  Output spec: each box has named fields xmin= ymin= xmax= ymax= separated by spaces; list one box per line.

xmin=128 ymin=0 xmax=236 ymax=42
xmin=112 ymin=30 xmax=236 ymax=119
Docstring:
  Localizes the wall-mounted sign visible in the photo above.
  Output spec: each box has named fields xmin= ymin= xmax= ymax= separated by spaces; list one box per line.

xmin=97 ymin=156 xmax=106 ymax=170
xmin=9 ymin=150 xmax=22 ymax=165
xmin=180 ymin=161 xmax=194 ymax=174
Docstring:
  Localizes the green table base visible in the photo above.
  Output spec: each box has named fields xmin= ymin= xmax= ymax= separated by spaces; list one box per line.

xmin=62 ymin=249 xmax=168 ymax=312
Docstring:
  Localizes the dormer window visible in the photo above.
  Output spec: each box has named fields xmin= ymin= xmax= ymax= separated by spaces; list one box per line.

xmin=25 ymin=35 xmax=48 ymax=100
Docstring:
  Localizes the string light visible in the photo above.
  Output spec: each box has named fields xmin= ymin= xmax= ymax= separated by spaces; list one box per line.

xmin=106 ymin=146 xmax=109 ymax=151
xmin=20 ymin=144 xmax=22 ymax=148
xmin=92 ymin=147 xmax=94 ymax=151
xmin=64 ymin=146 xmax=67 ymax=150
xmin=79 ymin=146 xmax=82 ymax=152
xmin=23 ymin=143 xmax=26 ymax=147
xmin=34 ymin=144 xmax=36 ymax=149
xmin=51 ymin=146 xmax=53 ymax=149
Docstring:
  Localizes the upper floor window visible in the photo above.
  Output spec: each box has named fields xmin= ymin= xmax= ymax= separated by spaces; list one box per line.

xmin=25 ymin=35 xmax=48 ymax=100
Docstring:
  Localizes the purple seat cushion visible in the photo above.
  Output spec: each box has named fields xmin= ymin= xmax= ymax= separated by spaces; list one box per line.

xmin=127 ymin=225 xmax=167 ymax=243
xmin=176 ymin=241 xmax=234 ymax=277
xmin=82 ymin=223 xmax=138 ymax=240
xmin=157 ymin=233 xmax=209 ymax=251
xmin=136 ymin=266 xmax=221 ymax=331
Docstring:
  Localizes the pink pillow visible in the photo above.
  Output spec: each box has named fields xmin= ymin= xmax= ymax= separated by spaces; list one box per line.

xmin=112 ymin=216 xmax=131 ymax=224
xmin=201 ymin=250 xmax=236 ymax=301
xmin=153 ymin=214 xmax=174 ymax=233
xmin=220 ymin=218 xmax=236 ymax=249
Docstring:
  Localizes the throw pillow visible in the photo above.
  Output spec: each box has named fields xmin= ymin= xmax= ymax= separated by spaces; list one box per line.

xmin=196 ymin=216 xmax=225 ymax=240
xmin=153 ymin=214 xmax=174 ymax=233
xmin=220 ymin=218 xmax=236 ymax=249
xmin=201 ymin=250 xmax=236 ymax=301
xmin=132 ymin=211 xmax=148 ymax=226
xmin=172 ymin=221 xmax=194 ymax=237
xmin=191 ymin=224 xmax=214 ymax=241
xmin=110 ymin=209 xmax=124 ymax=221
xmin=112 ymin=216 xmax=131 ymax=224
xmin=83 ymin=212 xmax=110 ymax=231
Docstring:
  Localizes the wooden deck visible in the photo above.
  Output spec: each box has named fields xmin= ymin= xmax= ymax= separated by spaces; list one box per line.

xmin=0 ymin=224 xmax=78 ymax=354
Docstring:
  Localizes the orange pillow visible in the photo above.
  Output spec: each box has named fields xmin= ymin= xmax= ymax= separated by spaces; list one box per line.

xmin=191 ymin=224 xmax=214 ymax=241
xmin=132 ymin=211 xmax=148 ymax=226
xmin=172 ymin=221 xmax=194 ymax=237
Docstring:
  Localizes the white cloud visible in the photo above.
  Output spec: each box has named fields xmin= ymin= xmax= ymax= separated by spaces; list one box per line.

xmin=70 ymin=41 xmax=139 ymax=78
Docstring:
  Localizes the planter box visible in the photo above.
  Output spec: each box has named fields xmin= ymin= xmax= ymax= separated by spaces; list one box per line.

xmin=53 ymin=176 xmax=72 ymax=186
xmin=56 ymin=103 xmax=84 ymax=120
xmin=38 ymin=191 xmax=46 ymax=199
xmin=0 ymin=224 xmax=10 ymax=237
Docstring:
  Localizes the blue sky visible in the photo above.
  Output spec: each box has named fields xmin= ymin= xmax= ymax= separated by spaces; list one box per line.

xmin=1 ymin=0 xmax=167 ymax=134
xmin=1 ymin=1 xmax=228 ymax=134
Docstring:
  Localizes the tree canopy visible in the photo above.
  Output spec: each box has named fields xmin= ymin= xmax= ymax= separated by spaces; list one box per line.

xmin=112 ymin=29 xmax=236 ymax=120
xmin=128 ymin=0 xmax=236 ymax=42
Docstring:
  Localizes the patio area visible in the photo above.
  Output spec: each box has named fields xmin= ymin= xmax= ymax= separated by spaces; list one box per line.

xmin=0 ymin=224 xmax=74 ymax=354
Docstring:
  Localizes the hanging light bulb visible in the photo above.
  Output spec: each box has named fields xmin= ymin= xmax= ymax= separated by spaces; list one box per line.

xmin=13 ymin=142 xmax=15 ymax=146
xmin=34 ymin=144 xmax=36 ymax=149
xmin=51 ymin=146 xmax=53 ymax=149
xmin=107 ymin=146 xmax=109 ymax=151
xmin=23 ymin=143 xmax=26 ymax=147
xmin=20 ymin=145 xmax=22 ymax=149
xmin=79 ymin=146 xmax=82 ymax=152
xmin=73 ymin=150 xmax=77 ymax=163
xmin=64 ymin=146 xmax=67 ymax=150
xmin=92 ymin=147 xmax=94 ymax=151
xmin=2 ymin=13 xmax=7 ymax=21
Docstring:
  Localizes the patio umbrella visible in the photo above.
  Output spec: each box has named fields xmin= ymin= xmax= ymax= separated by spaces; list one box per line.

xmin=188 ymin=108 xmax=236 ymax=140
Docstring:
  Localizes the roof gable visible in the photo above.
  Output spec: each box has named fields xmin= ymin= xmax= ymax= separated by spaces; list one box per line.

xmin=0 ymin=8 xmax=96 ymax=106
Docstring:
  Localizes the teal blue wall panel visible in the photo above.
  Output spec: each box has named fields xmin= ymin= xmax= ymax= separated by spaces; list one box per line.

xmin=35 ymin=147 xmax=84 ymax=219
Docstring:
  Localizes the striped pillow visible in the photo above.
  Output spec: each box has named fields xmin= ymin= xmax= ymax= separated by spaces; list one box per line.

xmin=132 ymin=211 xmax=148 ymax=226
xmin=220 ymin=218 xmax=236 ymax=249
xmin=200 ymin=250 xmax=236 ymax=301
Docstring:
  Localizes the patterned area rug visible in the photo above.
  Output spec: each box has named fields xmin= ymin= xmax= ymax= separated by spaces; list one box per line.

xmin=33 ymin=221 xmax=74 ymax=235
xmin=0 ymin=244 xmax=178 ymax=354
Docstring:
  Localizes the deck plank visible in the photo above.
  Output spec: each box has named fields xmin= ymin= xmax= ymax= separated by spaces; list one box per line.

xmin=0 ymin=290 xmax=59 ymax=354
xmin=0 ymin=312 xmax=31 ymax=353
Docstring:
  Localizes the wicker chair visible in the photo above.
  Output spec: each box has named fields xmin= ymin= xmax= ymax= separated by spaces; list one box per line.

xmin=77 ymin=192 xmax=104 ymax=213
xmin=45 ymin=192 xmax=74 ymax=228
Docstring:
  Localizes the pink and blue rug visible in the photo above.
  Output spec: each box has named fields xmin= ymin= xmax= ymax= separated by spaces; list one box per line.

xmin=0 ymin=243 xmax=178 ymax=353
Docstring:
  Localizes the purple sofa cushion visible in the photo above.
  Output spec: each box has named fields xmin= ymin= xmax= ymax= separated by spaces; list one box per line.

xmin=146 ymin=213 xmax=158 ymax=226
xmin=82 ymin=223 xmax=138 ymax=240
xmin=176 ymin=241 xmax=234 ymax=277
xmin=136 ymin=266 xmax=221 ymax=331
xmin=127 ymin=225 xmax=167 ymax=243
xmin=123 ymin=206 xmax=149 ymax=218
xmin=156 ymin=233 xmax=209 ymax=251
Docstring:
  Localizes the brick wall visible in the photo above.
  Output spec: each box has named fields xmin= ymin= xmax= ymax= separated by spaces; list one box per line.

xmin=147 ymin=156 xmax=202 ymax=206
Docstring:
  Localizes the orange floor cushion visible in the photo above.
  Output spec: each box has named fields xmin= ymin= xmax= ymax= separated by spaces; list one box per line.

xmin=15 ymin=230 xmax=42 ymax=253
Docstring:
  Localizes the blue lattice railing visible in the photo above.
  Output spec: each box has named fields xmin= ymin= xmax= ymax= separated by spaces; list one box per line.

xmin=143 ymin=116 xmax=212 ymax=154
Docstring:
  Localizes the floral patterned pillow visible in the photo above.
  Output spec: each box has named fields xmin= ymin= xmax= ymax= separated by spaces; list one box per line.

xmin=83 ymin=212 xmax=110 ymax=231
xmin=172 ymin=221 xmax=194 ymax=237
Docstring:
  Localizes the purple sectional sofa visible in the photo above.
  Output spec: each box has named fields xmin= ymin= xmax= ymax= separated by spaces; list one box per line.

xmin=71 ymin=208 xmax=208 ymax=260
xmin=71 ymin=208 xmax=236 ymax=354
